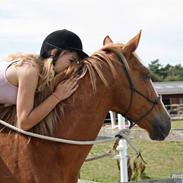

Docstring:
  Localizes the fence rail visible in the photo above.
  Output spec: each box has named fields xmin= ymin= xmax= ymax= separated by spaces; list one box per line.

xmin=165 ymin=104 xmax=183 ymax=120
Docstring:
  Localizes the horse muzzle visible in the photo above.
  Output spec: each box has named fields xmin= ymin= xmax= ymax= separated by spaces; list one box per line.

xmin=149 ymin=116 xmax=171 ymax=140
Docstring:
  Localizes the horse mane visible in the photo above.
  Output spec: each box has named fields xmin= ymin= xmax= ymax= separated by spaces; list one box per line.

xmin=0 ymin=47 xmax=121 ymax=136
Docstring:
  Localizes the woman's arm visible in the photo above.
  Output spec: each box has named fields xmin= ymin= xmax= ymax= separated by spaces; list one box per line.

xmin=16 ymin=64 xmax=78 ymax=130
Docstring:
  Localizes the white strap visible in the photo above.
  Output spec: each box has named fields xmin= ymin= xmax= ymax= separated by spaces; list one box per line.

xmin=0 ymin=120 xmax=117 ymax=145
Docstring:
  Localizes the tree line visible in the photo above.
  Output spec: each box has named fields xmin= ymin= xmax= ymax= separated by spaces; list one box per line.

xmin=148 ymin=59 xmax=183 ymax=82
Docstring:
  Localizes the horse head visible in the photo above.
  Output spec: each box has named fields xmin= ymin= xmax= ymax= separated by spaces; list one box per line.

xmin=102 ymin=31 xmax=171 ymax=140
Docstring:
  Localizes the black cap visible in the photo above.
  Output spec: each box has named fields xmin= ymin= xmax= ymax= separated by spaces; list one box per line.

xmin=40 ymin=29 xmax=88 ymax=59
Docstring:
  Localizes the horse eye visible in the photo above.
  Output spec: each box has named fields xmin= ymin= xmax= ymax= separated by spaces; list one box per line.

xmin=144 ymin=74 xmax=151 ymax=81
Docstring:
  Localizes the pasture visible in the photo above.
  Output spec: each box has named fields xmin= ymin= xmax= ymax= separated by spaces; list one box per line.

xmin=80 ymin=120 xmax=183 ymax=183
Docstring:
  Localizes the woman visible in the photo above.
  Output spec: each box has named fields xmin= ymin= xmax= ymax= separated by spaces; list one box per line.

xmin=0 ymin=29 xmax=88 ymax=131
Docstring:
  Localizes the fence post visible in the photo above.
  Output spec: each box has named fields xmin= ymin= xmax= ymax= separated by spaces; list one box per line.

xmin=109 ymin=111 xmax=117 ymax=129
xmin=117 ymin=114 xmax=128 ymax=182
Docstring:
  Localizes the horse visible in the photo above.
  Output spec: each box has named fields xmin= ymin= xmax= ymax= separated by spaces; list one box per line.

xmin=0 ymin=31 xmax=171 ymax=183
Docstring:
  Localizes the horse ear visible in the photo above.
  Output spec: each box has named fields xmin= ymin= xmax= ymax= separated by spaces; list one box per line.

xmin=103 ymin=35 xmax=113 ymax=45
xmin=123 ymin=30 xmax=142 ymax=59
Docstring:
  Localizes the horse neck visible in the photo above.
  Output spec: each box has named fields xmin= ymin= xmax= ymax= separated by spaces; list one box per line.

xmin=55 ymin=68 xmax=113 ymax=140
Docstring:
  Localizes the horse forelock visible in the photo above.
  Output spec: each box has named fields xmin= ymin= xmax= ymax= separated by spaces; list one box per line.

xmin=0 ymin=46 xmax=129 ymax=136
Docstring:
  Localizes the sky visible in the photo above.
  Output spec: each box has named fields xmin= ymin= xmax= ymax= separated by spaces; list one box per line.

xmin=0 ymin=0 xmax=183 ymax=66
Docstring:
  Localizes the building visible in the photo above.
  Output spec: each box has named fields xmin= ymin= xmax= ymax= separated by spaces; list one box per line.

xmin=153 ymin=81 xmax=183 ymax=119
xmin=153 ymin=81 xmax=183 ymax=105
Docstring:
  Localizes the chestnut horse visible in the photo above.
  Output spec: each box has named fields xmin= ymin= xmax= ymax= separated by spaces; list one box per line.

xmin=0 ymin=32 xmax=170 ymax=183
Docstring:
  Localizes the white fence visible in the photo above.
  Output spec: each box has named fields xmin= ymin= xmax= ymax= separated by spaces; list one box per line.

xmin=165 ymin=104 xmax=183 ymax=120
xmin=109 ymin=112 xmax=128 ymax=182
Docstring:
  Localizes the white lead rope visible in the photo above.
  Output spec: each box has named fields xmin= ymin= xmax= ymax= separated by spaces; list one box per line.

xmin=0 ymin=119 xmax=120 ymax=145
xmin=0 ymin=119 xmax=143 ymax=162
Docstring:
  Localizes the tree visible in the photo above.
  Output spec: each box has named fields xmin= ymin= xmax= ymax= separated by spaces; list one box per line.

xmin=148 ymin=60 xmax=183 ymax=81
xmin=148 ymin=59 xmax=163 ymax=81
xmin=165 ymin=64 xmax=183 ymax=81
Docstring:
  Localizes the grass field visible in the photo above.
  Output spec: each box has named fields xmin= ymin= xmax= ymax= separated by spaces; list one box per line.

xmin=80 ymin=120 xmax=183 ymax=183
xmin=171 ymin=120 xmax=183 ymax=129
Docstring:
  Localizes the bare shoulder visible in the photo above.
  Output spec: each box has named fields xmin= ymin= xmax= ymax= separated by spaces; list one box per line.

xmin=17 ymin=62 xmax=39 ymax=75
xmin=17 ymin=62 xmax=40 ymax=81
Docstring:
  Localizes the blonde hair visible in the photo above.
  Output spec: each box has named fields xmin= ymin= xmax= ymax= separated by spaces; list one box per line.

xmin=5 ymin=53 xmax=55 ymax=92
xmin=0 ymin=47 xmax=119 ymax=135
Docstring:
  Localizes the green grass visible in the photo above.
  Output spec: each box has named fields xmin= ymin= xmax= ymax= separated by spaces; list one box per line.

xmin=81 ymin=142 xmax=120 ymax=183
xmin=171 ymin=120 xmax=183 ymax=129
xmin=129 ymin=141 xmax=183 ymax=179
xmin=80 ymin=120 xmax=183 ymax=183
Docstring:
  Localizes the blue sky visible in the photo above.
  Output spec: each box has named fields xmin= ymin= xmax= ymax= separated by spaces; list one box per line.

xmin=0 ymin=0 xmax=183 ymax=66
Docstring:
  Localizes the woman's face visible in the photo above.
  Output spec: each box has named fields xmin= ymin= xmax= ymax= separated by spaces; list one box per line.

xmin=54 ymin=51 xmax=79 ymax=74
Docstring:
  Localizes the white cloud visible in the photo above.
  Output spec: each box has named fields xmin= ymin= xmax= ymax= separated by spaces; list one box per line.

xmin=0 ymin=0 xmax=183 ymax=65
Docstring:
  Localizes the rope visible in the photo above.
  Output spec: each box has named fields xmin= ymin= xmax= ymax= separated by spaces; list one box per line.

xmin=85 ymin=151 xmax=113 ymax=162
xmin=0 ymin=119 xmax=121 ymax=145
xmin=0 ymin=119 xmax=146 ymax=163
xmin=85 ymin=137 xmax=120 ymax=162
xmin=85 ymin=132 xmax=144 ymax=163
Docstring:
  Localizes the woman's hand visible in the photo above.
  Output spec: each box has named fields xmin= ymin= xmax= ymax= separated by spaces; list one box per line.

xmin=53 ymin=76 xmax=79 ymax=101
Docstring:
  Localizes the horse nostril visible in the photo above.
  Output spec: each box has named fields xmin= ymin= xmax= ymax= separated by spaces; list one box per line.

xmin=159 ymin=119 xmax=171 ymax=136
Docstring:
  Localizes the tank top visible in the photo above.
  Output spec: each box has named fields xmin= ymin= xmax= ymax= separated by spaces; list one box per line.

xmin=0 ymin=60 xmax=18 ymax=104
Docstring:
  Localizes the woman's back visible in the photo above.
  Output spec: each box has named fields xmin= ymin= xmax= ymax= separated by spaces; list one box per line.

xmin=0 ymin=60 xmax=18 ymax=104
